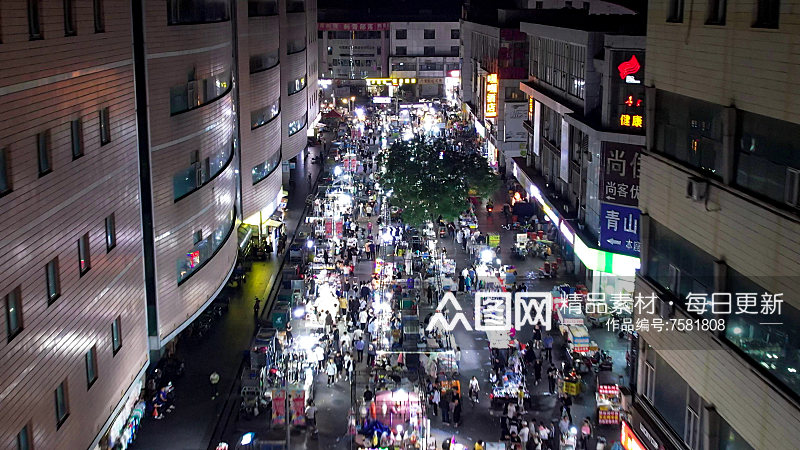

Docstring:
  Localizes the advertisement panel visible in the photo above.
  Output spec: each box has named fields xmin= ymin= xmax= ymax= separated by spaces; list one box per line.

xmin=503 ymin=102 xmax=527 ymax=142
xmin=599 ymin=203 xmax=640 ymax=255
xmin=610 ymin=51 xmax=646 ymax=132
xmin=599 ymin=142 xmax=641 ymax=207
xmin=485 ymin=74 xmax=498 ymax=118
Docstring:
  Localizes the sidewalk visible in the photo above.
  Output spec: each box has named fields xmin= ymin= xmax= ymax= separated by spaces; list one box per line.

xmin=130 ymin=142 xmax=325 ymax=450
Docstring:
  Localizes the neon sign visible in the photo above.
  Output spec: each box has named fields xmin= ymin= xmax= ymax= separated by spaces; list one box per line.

xmin=618 ymin=55 xmax=642 ymax=84
xmin=619 ymin=114 xmax=644 ymax=128
xmin=621 ymin=421 xmax=647 ymax=450
xmin=366 ymin=78 xmax=417 ymax=86
xmin=485 ymin=74 xmax=498 ymax=118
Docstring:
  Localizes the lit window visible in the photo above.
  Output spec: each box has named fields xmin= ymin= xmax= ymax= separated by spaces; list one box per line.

xmin=111 ymin=316 xmax=122 ymax=355
xmin=5 ymin=287 xmax=23 ymax=341
xmin=78 ymin=233 xmax=91 ymax=276
xmin=105 ymin=214 xmax=116 ymax=252
xmin=46 ymin=258 xmax=60 ymax=304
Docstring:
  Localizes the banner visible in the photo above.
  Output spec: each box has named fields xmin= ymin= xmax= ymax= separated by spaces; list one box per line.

xmin=324 ymin=219 xmax=333 ymax=239
xmin=318 ymin=22 xmax=390 ymax=31
xmin=290 ymin=390 xmax=306 ymax=426
xmin=503 ymin=102 xmax=527 ymax=142
xmin=272 ymin=390 xmax=286 ymax=426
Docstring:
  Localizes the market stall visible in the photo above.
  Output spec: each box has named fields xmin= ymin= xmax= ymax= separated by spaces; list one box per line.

xmin=596 ymin=371 xmax=622 ymax=425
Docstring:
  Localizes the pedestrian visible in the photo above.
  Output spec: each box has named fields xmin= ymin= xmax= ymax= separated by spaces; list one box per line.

xmin=452 ymin=397 xmax=462 ymax=427
xmin=314 ymin=345 xmax=325 ymax=371
xmin=325 ymin=359 xmax=337 ymax=386
xmin=355 ymin=338 xmax=365 ymax=362
xmin=427 ymin=284 xmax=433 ymax=304
xmin=431 ymin=387 xmax=441 ymax=416
xmin=367 ymin=340 xmax=377 ymax=366
xmin=253 ymin=297 xmax=261 ymax=318
xmin=209 ymin=371 xmax=220 ymax=399
xmin=440 ymin=390 xmax=450 ymax=424
xmin=533 ymin=325 xmax=542 ymax=348
xmin=534 ymin=358 xmax=542 ymax=386
xmin=543 ymin=334 xmax=554 ymax=362
xmin=306 ymin=400 xmax=318 ymax=434
xmin=547 ymin=364 xmax=557 ymax=393
xmin=559 ymin=415 xmax=571 ymax=435
xmin=519 ymin=421 xmax=530 ymax=449
xmin=454 ymin=347 xmax=462 ymax=370
xmin=561 ymin=393 xmax=573 ymax=422
xmin=325 ymin=312 xmax=334 ymax=334
xmin=359 ymin=309 xmax=368 ymax=330
xmin=580 ymin=417 xmax=592 ymax=449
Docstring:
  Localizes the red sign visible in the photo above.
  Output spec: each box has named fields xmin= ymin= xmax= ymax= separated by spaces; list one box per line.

xmin=621 ymin=421 xmax=647 ymax=450
xmin=617 ymin=55 xmax=641 ymax=80
xmin=335 ymin=220 xmax=344 ymax=239
xmin=324 ymin=219 xmax=333 ymax=239
xmin=272 ymin=390 xmax=286 ymax=426
xmin=318 ymin=22 xmax=390 ymax=31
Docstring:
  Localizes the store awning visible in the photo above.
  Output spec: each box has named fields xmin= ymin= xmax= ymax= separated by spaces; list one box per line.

xmin=264 ymin=219 xmax=283 ymax=228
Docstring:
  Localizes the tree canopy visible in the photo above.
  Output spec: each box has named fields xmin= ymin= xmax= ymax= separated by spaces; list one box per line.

xmin=378 ymin=136 xmax=499 ymax=226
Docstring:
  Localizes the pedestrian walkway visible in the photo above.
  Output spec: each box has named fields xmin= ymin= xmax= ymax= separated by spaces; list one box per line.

xmin=131 ymin=143 xmax=325 ymax=450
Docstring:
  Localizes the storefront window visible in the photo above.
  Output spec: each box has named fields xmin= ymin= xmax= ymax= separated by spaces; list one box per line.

xmin=252 ymin=149 xmax=282 ymax=185
xmin=170 ymin=69 xmax=231 ymax=115
xmin=177 ymin=209 xmax=235 ymax=284
xmin=654 ymin=90 xmax=723 ymax=176
xmin=173 ymin=142 xmax=232 ymax=200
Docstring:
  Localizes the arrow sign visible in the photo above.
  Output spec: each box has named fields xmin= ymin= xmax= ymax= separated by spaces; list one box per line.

xmin=607 ymin=238 xmax=622 ymax=245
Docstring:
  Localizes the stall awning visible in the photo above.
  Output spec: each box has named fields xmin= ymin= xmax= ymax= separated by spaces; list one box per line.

xmin=264 ymin=219 xmax=283 ymax=228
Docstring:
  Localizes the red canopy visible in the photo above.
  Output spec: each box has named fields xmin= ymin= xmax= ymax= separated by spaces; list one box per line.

xmin=322 ymin=109 xmax=343 ymax=119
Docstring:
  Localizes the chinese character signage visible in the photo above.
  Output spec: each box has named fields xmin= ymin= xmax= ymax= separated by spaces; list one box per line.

xmin=485 ymin=74 xmax=498 ymax=118
xmin=318 ymin=22 xmax=390 ymax=31
xmin=600 ymin=203 xmax=640 ymax=255
xmin=366 ymin=78 xmax=416 ymax=86
xmin=610 ymin=51 xmax=646 ymax=132
xmin=600 ymin=142 xmax=641 ymax=207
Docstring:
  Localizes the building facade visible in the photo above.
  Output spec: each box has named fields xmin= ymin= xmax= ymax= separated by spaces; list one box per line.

xmin=389 ymin=21 xmax=461 ymax=99
xmin=511 ymin=17 xmax=643 ymax=295
xmin=631 ymin=1 xmax=800 ymax=449
xmin=0 ymin=0 xmax=318 ymax=448
xmin=318 ymin=22 xmax=390 ymax=81
xmin=0 ymin=1 xmax=148 ymax=449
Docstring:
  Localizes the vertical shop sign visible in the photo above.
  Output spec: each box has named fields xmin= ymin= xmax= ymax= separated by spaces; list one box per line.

xmin=335 ymin=220 xmax=344 ymax=239
xmin=324 ymin=219 xmax=334 ymax=239
xmin=599 ymin=203 xmax=640 ymax=255
xmin=485 ymin=74 xmax=498 ymax=118
xmin=610 ymin=51 xmax=646 ymax=132
xmin=599 ymin=142 xmax=641 ymax=207
xmin=290 ymin=390 xmax=306 ymax=426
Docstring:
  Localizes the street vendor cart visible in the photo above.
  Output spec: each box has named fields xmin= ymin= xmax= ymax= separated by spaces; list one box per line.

xmin=596 ymin=371 xmax=622 ymax=425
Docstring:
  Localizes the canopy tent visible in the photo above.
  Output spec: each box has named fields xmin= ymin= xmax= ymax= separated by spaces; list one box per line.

xmin=323 ymin=109 xmax=344 ymax=119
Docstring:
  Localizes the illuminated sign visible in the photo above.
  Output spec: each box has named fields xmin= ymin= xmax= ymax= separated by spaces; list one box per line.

xmin=372 ymin=96 xmax=392 ymax=104
xmin=559 ymin=222 xmax=575 ymax=245
xmin=621 ymin=421 xmax=646 ymax=450
xmin=619 ymin=114 xmax=643 ymax=128
xmin=618 ymin=55 xmax=642 ymax=84
xmin=366 ymin=78 xmax=416 ymax=86
xmin=318 ymin=22 xmax=390 ymax=31
xmin=485 ymin=73 xmax=498 ymax=118
xmin=447 ymin=70 xmax=461 ymax=78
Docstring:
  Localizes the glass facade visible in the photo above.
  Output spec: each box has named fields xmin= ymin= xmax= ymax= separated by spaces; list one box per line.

xmin=249 ymin=51 xmax=279 ymax=73
xmin=654 ymin=90 xmax=723 ymax=176
xmin=529 ymin=37 xmax=586 ymax=99
xmin=645 ymin=218 xmax=715 ymax=301
xmin=176 ymin=209 xmax=235 ymax=283
xmin=251 ymin=99 xmax=280 ymax=129
xmin=287 ymin=75 xmax=307 ymax=95
xmin=173 ymin=142 xmax=232 ymax=200
xmin=288 ymin=112 xmax=307 ymax=136
xmin=251 ymin=149 xmax=282 ymax=185
xmin=170 ymin=69 xmax=231 ymax=115
xmin=167 ymin=0 xmax=230 ymax=25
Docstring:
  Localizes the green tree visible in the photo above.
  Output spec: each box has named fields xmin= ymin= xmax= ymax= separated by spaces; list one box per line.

xmin=378 ymin=137 xmax=499 ymax=226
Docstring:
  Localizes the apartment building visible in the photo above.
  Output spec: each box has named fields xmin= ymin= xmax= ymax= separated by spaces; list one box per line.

xmin=318 ymin=22 xmax=390 ymax=81
xmin=0 ymin=1 xmax=148 ymax=449
xmin=509 ymin=11 xmax=643 ymax=295
xmin=0 ymin=0 xmax=318 ymax=449
xmin=389 ymin=22 xmax=461 ymax=98
xmin=631 ymin=0 xmax=800 ymax=449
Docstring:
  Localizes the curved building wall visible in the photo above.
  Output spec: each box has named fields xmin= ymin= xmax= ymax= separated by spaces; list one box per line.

xmin=142 ymin=1 xmax=238 ymax=343
xmin=281 ymin=5 xmax=310 ymax=160
xmin=239 ymin=6 xmax=284 ymax=218
xmin=306 ymin=0 xmax=320 ymax=124
xmin=0 ymin=1 xmax=147 ymax=448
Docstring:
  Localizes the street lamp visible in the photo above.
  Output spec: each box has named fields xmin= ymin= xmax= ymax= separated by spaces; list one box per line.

xmin=349 ymin=96 xmax=356 ymax=113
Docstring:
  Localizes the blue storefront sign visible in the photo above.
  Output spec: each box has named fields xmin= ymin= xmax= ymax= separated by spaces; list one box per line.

xmin=599 ymin=203 xmax=640 ymax=255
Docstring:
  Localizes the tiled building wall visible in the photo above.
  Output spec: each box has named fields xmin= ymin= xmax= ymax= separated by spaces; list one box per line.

xmin=0 ymin=1 xmax=148 ymax=448
xmin=281 ymin=10 xmax=309 ymax=160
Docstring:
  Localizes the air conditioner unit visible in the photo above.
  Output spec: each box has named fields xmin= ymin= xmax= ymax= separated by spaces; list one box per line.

xmin=686 ymin=177 xmax=708 ymax=202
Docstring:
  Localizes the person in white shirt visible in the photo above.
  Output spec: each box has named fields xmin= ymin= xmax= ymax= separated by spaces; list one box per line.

xmin=354 ymin=328 xmax=364 ymax=341
xmin=326 ymin=359 xmax=338 ymax=386
xmin=518 ymin=421 xmax=530 ymax=449
xmin=340 ymin=332 xmax=352 ymax=353
xmin=507 ymin=402 xmax=517 ymax=419
xmin=359 ymin=309 xmax=368 ymax=329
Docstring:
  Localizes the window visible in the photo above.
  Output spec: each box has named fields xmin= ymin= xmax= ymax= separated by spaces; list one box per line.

xmin=173 ymin=141 xmax=232 ymax=200
xmin=105 ymin=214 xmax=116 ymax=252
xmin=396 ymin=29 xmax=407 ymax=39
xmin=288 ymin=113 xmax=307 ymax=136
xmin=684 ymin=388 xmax=702 ymax=449
xmin=170 ymin=69 xmax=232 ymax=115
xmin=177 ymin=209 xmax=236 ymax=283
xmin=655 ymin=90 xmax=723 ymax=176
xmin=248 ymin=0 xmax=277 ymax=16
xmin=55 ymin=381 xmax=69 ymax=427
xmin=424 ymin=29 xmax=435 ymax=39
xmin=395 ymin=46 xmax=406 ymax=56
xmin=287 ymin=75 xmax=307 ymax=95
xmin=17 ymin=425 xmax=32 ymax=450
xmin=286 ymin=0 xmax=304 ymax=13
xmin=643 ymin=345 xmax=656 ymax=401
xmin=63 ymin=0 xmax=77 ymax=36
xmin=505 ymin=87 xmax=525 ymax=101
xmin=0 ymin=147 xmax=10 ymax=195
xmin=99 ymin=108 xmax=111 ymax=145
xmin=424 ymin=46 xmax=435 ymax=56
xmin=451 ymin=29 xmax=459 ymax=39
xmin=252 ymin=149 xmax=282 ymax=185
xmin=450 ymin=45 xmax=459 ymax=56
xmin=37 ymin=131 xmax=51 ymax=177
xmin=251 ymin=99 xmax=281 ymax=129
xmin=787 ymin=168 xmax=800 ymax=207
xmin=70 ymin=119 xmax=83 ymax=159
xmin=85 ymin=345 xmax=98 ymax=388
xmin=707 ymin=0 xmax=727 ymax=24
xmin=111 ymin=316 xmax=122 ymax=354
xmin=93 ymin=0 xmax=105 ymax=32
xmin=46 ymin=258 xmax=60 ymax=304
xmin=193 ymin=230 xmax=203 ymax=245
xmin=250 ymin=52 xmax=279 ymax=74
xmin=6 ymin=287 xmax=23 ymax=341
xmin=29 ymin=0 xmax=42 ymax=40
xmin=667 ymin=0 xmax=684 ymax=22
xmin=583 ymin=1 xmax=590 ymax=9
xmin=167 ymin=0 xmax=230 ymax=25
xmin=287 ymin=37 xmax=306 ymax=54
xmin=754 ymin=0 xmax=780 ymax=28
xmin=78 ymin=233 xmax=91 ymax=276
